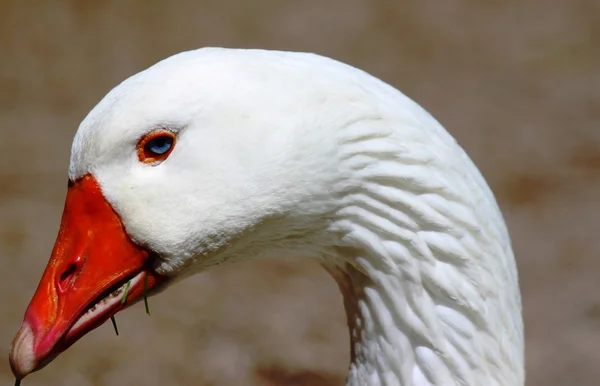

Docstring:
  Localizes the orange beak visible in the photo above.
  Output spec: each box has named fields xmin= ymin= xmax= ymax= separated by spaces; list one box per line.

xmin=9 ymin=174 xmax=169 ymax=380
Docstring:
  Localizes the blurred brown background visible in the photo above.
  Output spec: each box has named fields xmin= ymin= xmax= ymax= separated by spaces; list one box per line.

xmin=0 ymin=1 xmax=598 ymax=385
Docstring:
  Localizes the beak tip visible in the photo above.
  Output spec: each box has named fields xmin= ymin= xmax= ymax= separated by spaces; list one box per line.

xmin=9 ymin=322 xmax=37 ymax=380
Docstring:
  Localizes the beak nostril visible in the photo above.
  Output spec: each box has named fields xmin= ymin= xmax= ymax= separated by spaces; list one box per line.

xmin=58 ymin=263 xmax=79 ymax=293
xmin=60 ymin=264 xmax=77 ymax=282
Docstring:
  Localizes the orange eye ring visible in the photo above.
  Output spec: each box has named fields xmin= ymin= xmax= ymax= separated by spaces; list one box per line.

xmin=137 ymin=129 xmax=177 ymax=164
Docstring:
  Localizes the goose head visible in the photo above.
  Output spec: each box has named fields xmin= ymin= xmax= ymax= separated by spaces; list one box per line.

xmin=10 ymin=48 xmax=524 ymax=385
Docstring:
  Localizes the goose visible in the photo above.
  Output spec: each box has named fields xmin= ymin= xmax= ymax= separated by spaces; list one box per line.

xmin=9 ymin=48 xmax=524 ymax=386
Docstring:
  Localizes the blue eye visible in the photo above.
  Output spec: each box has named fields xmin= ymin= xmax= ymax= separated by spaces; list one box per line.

xmin=146 ymin=135 xmax=173 ymax=155
xmin=138 ymin=131 xmax=176 ymax=163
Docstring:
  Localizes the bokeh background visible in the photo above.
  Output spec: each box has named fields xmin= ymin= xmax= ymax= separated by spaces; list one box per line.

xmin=1 ymin=1 xmax=598 ymax=385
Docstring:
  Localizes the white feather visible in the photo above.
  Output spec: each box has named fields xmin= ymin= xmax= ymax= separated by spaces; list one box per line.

xmin=70 ymin=48 xmax=524 ymax=385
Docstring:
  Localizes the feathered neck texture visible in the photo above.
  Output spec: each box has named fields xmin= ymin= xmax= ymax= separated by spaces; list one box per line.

xmin=322 ymin=111 xmax=524 ymax=385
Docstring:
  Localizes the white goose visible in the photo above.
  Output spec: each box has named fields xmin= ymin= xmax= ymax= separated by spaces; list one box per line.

xmin=10 ymin=48 xmax=524 ymax=386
